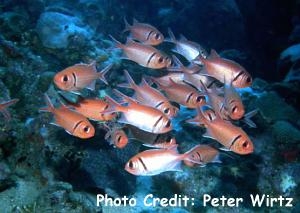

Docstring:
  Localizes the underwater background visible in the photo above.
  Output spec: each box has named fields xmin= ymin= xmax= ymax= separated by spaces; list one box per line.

xmin=0 ymin=0 xmax=300 ymax=212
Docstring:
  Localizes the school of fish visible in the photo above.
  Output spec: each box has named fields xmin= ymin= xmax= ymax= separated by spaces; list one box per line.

xmin=33 ymin=19 xmax=257 ymax=176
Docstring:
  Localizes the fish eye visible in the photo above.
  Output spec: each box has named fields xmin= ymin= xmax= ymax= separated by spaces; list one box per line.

xmin=62 ymin=75 xmax=69 ymax=82
xmin=242 ymin=141 xmax=249 ymax=148
xmin=196 ymin=96 xmax=204 ymax=102
xmin=164 ymin=108 xmax=170 ymax=114
xmin=158 ymin=57 xmax=164 ymax=63
xmin=155 ymin=33 xmax=160 ymax=40
xmin=128 ymin=161 xmax=134 ymax=169
xmin=165 ymin=120 xmax=171 ymax=128
xmin=232 ymin=106 xmax=237 ymax=113
xmin=246 ymin=76 xmax=252 ymax=83
xmin=83 ymin=126 xmax=90 ymax=133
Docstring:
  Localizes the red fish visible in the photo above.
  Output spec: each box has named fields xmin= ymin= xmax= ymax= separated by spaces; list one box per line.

xmin=53 ymin=62 xmax=112 ymax=91
xmin=123 ymin=18 xmax=164 ymax=46
xmin=183 ymin=145 xmax=221 ymax=167
xmin=105 ymin=90 xmax=172 ymax=134
xmin=0 ymin=99 xmax=19 ymax=120
xmin=40 ymin=94 xmax=95 ymax=139
xmin=224 ymin=79 xmax=245 ymax=120
xmin=125 ymin=145 xmax=200 ymax=176
xmin=194 ymin=50 xmax=252 ymax=88
xmin=119 ymin=70 xmax=178 ymax=118
xmin=103 ymin=124 xmax=128 ymax=149
xmin=153 ymin=78 xmax=206 ymax=109
xmin=67 ymin=98 xmax=117 ymax=121
xmin=187 ymin=106 xmax=254 ymax=155
xmin=110 ymin=36 xmax=172 ymax=69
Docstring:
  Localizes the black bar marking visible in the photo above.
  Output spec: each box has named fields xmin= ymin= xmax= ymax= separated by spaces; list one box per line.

xmin=186 ymin=92 xmax=194 ymax=103
xmin=229 ymin=134 xmax=242 ymax=150
xmin=138 ymin=157 xmax=147 ymax=171
xmin=73 ymin=120 xmax=84 ymax=133
xmin=72 ymin=72 xmax=77 ymax=87
xmin=155 ymin=101 xmax=164 ymax=109
xmin=146 ymin=30 xmax=154 ymax=41
xmin=147 ymin=52 xmax=157 ymax=66
xmin=232 ymin=71 xmax=244 ymax=82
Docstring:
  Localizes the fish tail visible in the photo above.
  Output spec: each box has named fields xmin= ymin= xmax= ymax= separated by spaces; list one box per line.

xmin=242 ymin=109 xmax=258 ymax=128
xmin=104 ymin=95 xmax=124 ymax=113
xmin=98 ymin=64 xmax=113 ymax=85
xmin=39 ymin=94 xmax=54 ymax=113
xmin=113 ymin=89 xmax=136 ymax=104
xmin=118 ymin=70 xmax=137 ymax=89
xmin=165 ymin=28 xmax=176 ymax=43
xmin=167 ymin=55 xmax=184 ymax=72
xmin=0 ymin=98 xmax=19 ymax=109
xmin=109 ymin=35 xmax=124 ymax=49
xmin=122 ymin=17 xmax=131 ymax=33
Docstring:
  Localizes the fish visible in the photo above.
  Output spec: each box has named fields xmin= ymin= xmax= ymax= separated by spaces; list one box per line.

xmin=224 ymin=79 xmax=245 ymax=120
xmin=103 ymin=124 xmax=128 ymax=149
xmin=194 ymin=50 xmax=252 ymax=88
xmin=151 ymin=71 xmax=185 ymax=86
xmin=167 ymin=55 xmax=201 ymax=74
xmin=110 ymin=36 xmax=172 ymax=69
xmin=65 ymin=98 xmax=117 ymax=121
xmin=166 ymin=28 xmax=207 ymax=61
xmin=53 ymin=62 xmax=112 ymax=91
xmin=183 ymin=144 xmax=221 ymax=167
xmin=127 ymin=125 xmax=177 ymax=149
xmin=153 ymin=78 xmax=206 ymax=109
xmin=125 ymin=145 xmax=200 ymax=176
xmin=0 ymin=98 xmax=19 ymax=120
xmin=118 ymin=70 xmax=178 ymax=118
xmin=39 ymin=94 xmax=95 ymax=139
xmin=123 ymin=18 xmax=164 ymax=46
xmin=187 ymin=106 xmax=254 ymax=155
xmin=104 ymin=89 xmax=172 ymax=134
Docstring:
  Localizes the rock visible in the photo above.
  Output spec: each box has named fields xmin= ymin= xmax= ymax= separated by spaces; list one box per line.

xmin=36 ymin=12 xmax=93 ymax=49
xmin=271 ymin=120 xmax=300 ymax=144
xmin=249 ymin=91 xmax=300 ymax=124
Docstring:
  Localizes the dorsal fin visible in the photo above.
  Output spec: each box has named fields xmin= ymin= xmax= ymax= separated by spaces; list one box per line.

xmin=209 ymin=49 xmax=220 ymax=59
xmin=133 ymin=18 xmax=139 ymax=25
xmin=179 ymin=34 xmax=188 ymax=41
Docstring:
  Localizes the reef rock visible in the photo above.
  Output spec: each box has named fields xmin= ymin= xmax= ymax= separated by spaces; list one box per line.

xmin=36 ymin=12 xmax=93 ymax=49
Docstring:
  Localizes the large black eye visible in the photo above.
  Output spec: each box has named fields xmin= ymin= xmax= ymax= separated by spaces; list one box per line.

xmin=155 ymin=33 xmax=160 ymax=40
xmin=165 ymin=120 xmax=171 ymax=128
xmin=242 ymin=141 xmax=249 ymax=148
xmin=158 ymin=57 xmax=163 ymax=63
xmin=246 ymin=76 xmax=251 ymax=83
xmin=62 ymin=75 xmax=68 ymax=82
xmin=83 ymin=126 xmax=90 ymax=133
xmin=164 ymin=108 xmax=170 ymax=114
xmin=128 ymin=161 xmax=134 ymax=168
xmin=196 ymin=96 xmax=204 ymax=102
xmin=232 ymin=106 xmax=237 ymax=113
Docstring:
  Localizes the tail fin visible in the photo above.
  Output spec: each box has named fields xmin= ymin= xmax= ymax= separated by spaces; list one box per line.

xmin=0 ymin=99 xmax=18 ymax=120
xmin=0 ymin=99 xmax=19 ymax=109
xmin=39 ymin=94 xmax=54 ymax=113
xmin=104 ymin=95 xmax=124 ymax=113
xmin=167 ymin=55 xmax=184 ymax=72
xmin=109 ymin=35 xmax=124 ymax=49
xmin=242 ymin=109 xmax=258 ymax=128
xmin=97 ymin=64 xmax=113 ymax=85
xmin=118 ymin=70 xmax=137 ymax=89
xmin=122 ymin=17 xmax=131 ymax=33
xmin=113 ymin=89 xmax=137 ymax=105
xmin=165 ymin=28 xmax=177 ymax=43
